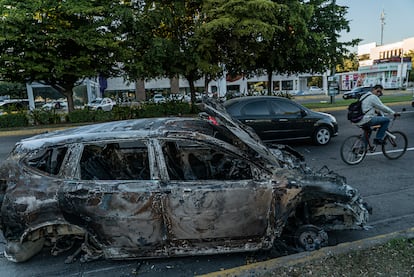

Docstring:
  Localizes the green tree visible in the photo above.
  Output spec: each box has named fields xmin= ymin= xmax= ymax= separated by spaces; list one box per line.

xmin=200 ymin=0 xmax=281 ymax=78
xmin=200 ymin=0 xmax=360 ymax=95
xmin=121 ymin=1 xmax=218 ymax=103
xmin=0 ymin=0 xmax=125 ymax=112
xmin=0 ymin=82 xmax=26 ymax=99
xmin=336 ymin=52 xmax=359 ymax=73
xmin=306 ymin=0 xmax=360 ymax=74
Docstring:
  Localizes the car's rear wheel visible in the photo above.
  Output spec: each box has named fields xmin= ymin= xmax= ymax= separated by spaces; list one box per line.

xmin=313 ymin=126 xmax=331 ymax=145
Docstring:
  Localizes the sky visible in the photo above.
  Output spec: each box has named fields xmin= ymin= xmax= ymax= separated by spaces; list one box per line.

xmin=336 ymin=0 xmax=414 ymax=50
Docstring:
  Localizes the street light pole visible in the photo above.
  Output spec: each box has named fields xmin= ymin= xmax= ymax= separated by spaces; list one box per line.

xmin=380 ymin=10 xmax=385 ymax=45
xmin=400 ymin=50 xmax=404 ymax=88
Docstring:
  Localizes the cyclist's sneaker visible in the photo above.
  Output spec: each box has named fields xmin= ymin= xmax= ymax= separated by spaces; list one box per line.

xmin=373 ymin=138 xmax=385 ymax=145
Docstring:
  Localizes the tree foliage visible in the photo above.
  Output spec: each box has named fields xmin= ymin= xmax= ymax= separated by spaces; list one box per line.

xmin=0 ymin=82 xmax=26 ymax=98
xmin=0 ymin=0 xmax=357 ymax=107
xmin=336 ymin=52 xmax=359 ymax=73
xmin=0 ymin=0 xmax=125 ymax=111
xmin=198 ymin=0 xmax=358 ymax=94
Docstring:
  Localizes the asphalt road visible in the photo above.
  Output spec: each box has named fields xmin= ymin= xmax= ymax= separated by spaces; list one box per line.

xmin=0 ymin=102 xmax=413 ymax=276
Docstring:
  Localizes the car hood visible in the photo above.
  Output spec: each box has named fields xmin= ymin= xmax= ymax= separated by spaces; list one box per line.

xmin=199 ymin=98 xmax=281 ymax=166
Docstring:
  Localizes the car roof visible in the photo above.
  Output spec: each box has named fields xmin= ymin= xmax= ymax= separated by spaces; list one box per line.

xmin=351 ymin=86 xmax=372 ymax=91
xmin=17 ymin=117 xmax=213 ymax=150
xmin=224 ymin=96 xmax=292 ymax=105
xmin=14 ymin=98 xmax=282 ymax=167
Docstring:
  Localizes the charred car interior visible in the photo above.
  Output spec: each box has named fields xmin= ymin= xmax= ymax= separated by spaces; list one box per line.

xmin=0 ymin=98 xmax=370 ymax=263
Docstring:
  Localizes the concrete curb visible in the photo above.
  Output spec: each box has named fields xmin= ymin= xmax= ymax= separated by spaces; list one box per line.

xmin=197 ymin=227 xmax=414 ymax=277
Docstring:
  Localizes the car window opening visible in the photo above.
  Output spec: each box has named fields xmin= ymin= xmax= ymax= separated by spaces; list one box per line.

xmin=162 ymin=141 xmax=252 ymax=181
xmin=26 ymin=147 xmax=68 ymax=175
xmin=80 ymin=142 xmax=150 ymax=180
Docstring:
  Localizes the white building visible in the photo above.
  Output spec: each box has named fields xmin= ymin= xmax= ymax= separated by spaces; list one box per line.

xmin=105 ymin=73 xmax=327 ymax=99
xmin=356 ymin=37 xmax=413 ymax=89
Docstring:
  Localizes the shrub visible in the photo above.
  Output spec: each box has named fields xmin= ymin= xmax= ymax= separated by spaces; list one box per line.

xmin=0 ymin=101 xmax=198 ymax=128
xmin=0 ymin=113 xmax=29 ymax=128
xmin=29 ymin=109 xmax=62 ymax=125
xmin=66 ymin=109 xmax=113 ymax=123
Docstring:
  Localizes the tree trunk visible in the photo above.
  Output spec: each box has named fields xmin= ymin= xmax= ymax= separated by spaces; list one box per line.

xmin=267 ymin=70 xmax=273 ymax=96
xmin=170 ymin=76 xmax=179 ymax=94
xmin=135 ymin=79 xmax=146 ymax=101
xmin=185 ymin=74 xmax=197 ymax=109
xmin=55 ymin=85 xmax=75 ymax=113
xmin=204 ymin=74 xmax=211 ymax=93
xmin=65 ymin=92 xmax=75 ymax=113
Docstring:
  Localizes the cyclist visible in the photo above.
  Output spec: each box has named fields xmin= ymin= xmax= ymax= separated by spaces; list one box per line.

xmin=357 ymin=84 xmax=399 ymax=145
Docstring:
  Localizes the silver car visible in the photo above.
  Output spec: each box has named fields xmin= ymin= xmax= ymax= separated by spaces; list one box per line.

xmin=0 ymin=98 xmax=370 ymax=263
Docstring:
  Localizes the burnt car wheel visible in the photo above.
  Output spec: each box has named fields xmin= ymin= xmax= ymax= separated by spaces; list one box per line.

xmin=313 ymin=126 xmax=331 ymax=145
xmin=4 ymin=238 xmax=45 ymax=263
xmin=294 ymin=225 xmax=328 ymax=251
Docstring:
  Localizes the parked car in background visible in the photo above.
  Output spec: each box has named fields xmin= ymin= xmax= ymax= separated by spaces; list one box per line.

xmin=0 ymin=98 xmax=369 ymax=263
xmin=86 ymin=97 xmax=116 ymax=111
xmin=151 ymin=93 xmax=166 ymax=103
xmin=168 ymin=93 xmax=191 ymax=102
xmin=41 ymin=100 xmax=68 ymax=111
xmin=305 ymin=86 xmax=324 ymax=95
xmin=290 ymin=90 xmax=305 ymax=96
xmin=342 ymin=86 xmax=372 ymax=99
xmin=0 ymin=99 xmax=29 ymax=116
xmin=224 ymin=96 xmax=338 ymax=145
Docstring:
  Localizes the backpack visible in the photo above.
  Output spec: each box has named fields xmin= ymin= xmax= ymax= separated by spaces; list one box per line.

xmin=347 ymin=94 xmax=370 ymax=123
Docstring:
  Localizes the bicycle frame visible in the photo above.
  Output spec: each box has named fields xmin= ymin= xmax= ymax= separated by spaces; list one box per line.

xmin=363 ymin=120 xmax=397 ymax=147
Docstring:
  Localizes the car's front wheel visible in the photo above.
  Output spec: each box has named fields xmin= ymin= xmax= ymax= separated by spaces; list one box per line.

xmin=313 ymin=126 xmax=331 ymax=145
xmin=294 ymin=225 xmax=328 ymax=251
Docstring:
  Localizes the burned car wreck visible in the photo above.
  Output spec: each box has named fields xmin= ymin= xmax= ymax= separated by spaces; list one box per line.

xmin=0 ymin=98 xmax=370 ymax=263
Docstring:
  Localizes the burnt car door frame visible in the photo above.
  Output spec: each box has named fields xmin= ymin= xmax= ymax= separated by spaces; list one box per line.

xmin=155 ymin=137 xmax=276 ymax=254
xmin=58 ymin=138 xmax=168 ymax=259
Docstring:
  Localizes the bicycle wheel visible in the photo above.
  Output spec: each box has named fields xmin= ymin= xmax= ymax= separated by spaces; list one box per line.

xmin=382 ymin=131 xmax=408 ymax=160
xmin=340 ymin=135 xmax=367 ymax=165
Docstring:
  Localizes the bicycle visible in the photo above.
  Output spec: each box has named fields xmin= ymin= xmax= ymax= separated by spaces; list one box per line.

xmin=340 ymin=116 xmax=407 ymax=165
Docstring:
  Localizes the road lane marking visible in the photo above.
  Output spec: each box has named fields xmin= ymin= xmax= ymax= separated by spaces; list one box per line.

xmin=367 ymin=146 xmax=414 ymax=156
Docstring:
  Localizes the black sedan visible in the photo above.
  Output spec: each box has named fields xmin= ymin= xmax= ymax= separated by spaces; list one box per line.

xmin=224 ymin=96 xmax=338 ymax=145
xmin=342 ymin=86 xmax=372 ymax=99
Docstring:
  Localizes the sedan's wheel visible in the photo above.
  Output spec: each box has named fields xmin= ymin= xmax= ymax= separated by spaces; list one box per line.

xmin=294 ymin=225 xmax=328 ymax=251
xmin=314 ymin=126 xmax=331 ymax=145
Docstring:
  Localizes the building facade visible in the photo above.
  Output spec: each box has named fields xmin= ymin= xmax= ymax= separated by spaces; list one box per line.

xmin=355 ymin=37 xmax=413 ymax=89
xmin=105 ymin=73 xmax=326 ymax=100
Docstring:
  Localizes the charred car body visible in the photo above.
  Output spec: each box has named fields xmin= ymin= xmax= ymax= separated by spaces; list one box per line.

xmin=0 ymin=99 xmax=370 ymax=263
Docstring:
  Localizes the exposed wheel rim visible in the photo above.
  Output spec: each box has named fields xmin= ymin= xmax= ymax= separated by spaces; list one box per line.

xmin=316 ymin=128 xmax=331 ymax=145
xmin=295 ymin=225 xmax=328 ymax=251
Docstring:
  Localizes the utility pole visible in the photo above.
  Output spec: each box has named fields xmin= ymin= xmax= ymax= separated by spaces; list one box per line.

xmin=380 ymin=9 xmax=385 ymax=45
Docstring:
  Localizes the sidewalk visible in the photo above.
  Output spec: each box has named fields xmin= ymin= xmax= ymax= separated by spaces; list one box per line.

xmin=197 ymin=227 xmax=414 ymax=277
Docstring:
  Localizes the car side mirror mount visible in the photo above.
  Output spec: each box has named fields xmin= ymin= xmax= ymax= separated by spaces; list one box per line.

xmin=300 ymin=110 xmax=307 ymax=117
